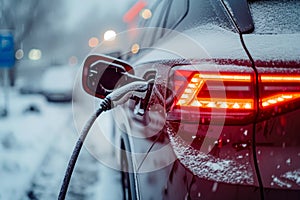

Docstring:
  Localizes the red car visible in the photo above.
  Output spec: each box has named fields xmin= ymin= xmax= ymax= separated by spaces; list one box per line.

xmin=82 ymin=0 xmax=300 ymax=199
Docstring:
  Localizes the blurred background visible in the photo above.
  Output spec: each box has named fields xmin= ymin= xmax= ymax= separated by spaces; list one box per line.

xmin=0 ymin=0 xmax=147 ymax=199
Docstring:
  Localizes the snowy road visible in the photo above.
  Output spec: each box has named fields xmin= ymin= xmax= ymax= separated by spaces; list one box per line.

xmin=0 ymin=91 xmax=122 ymax=200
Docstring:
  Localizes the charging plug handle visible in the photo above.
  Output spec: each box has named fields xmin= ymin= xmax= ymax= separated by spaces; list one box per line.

xmin=107 ymin=81 xmax=149 ymax=108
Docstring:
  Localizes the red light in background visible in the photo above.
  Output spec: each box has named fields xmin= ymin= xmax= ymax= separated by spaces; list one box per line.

xmin=123 ymin=0 xmax=147 ymax=23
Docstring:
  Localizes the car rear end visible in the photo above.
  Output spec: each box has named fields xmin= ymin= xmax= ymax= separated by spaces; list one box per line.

xmin=135 ymin=0 xmax=300 ymax=199
xmin=243 ymin=0 xmax=300 ymax=199
xmin=130 ymin=0 xmax=260 ymax=199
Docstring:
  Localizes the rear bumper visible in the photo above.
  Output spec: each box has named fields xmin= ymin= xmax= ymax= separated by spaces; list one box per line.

xmin=163 ymin=159 xmax=261 ymax=200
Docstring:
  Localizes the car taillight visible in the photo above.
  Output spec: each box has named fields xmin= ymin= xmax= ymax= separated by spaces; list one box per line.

xmin=176 ymin=73 xmax=254 ymax=109
xmin=167 ymin=65 xmax=256 ymax=125
xmin=167 ymin=65 xmax=300 ymax=125
xmin=258 ymin=73 xmax=300 ymax=119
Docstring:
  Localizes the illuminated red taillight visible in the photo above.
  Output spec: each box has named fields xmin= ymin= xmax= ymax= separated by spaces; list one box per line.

xmin=258 ymin=74 xmax=300 ymax=118
xmin=167 ymin=65 xmax=300 ymax=125
xmin=167 ymin=65 xmax=256 ymax=124
xmin=175 ymin=72 xmax=254 ymax=109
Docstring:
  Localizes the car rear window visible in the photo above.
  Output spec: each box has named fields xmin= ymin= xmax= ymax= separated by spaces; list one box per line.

xmin=249 ymin=0 xmax=300 ymax=34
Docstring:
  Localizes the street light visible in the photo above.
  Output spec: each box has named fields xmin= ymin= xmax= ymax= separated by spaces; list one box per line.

xmin=28 ymin=49 xmax=42 ymax=60
xmin=103 ymin=30 xmax=116 ymax=41
xmin=15 ymin=49 xmax=24 ymax=60
xmin=131 ymin=43 xmax=140 ymax=54
xmin=140 ymin=9 xmax=152 ymax=19
xmin=88 ymin=37 xmax=99 ymax=48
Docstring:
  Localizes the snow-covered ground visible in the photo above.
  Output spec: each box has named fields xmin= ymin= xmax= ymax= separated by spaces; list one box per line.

xmin=0 ymin=90 xmax=122 ymax=199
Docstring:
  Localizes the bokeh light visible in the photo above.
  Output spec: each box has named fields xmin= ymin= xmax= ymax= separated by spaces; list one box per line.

xmin=69 ymin=56 xmax=78 ymax=66
xmin=15 ymin=49 xmax=24 ymax=60
xmin=103 ymin=30 xmax=116 ymax=41
xmin=28 ymin=49 xmax=42 ymax=60
xmin=131 ymin=43 xmax=140 ymax=54
xmin=88 ymin=37 xmax=99 ymax=48
xmin=140 ymin=9 xmax=152 ymax=19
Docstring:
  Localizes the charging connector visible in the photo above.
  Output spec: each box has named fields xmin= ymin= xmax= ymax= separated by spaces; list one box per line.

xmin=107 ymin=81 xmax=148 ymax=108
xmin=58 ymin=81 xmax=149 ymax=200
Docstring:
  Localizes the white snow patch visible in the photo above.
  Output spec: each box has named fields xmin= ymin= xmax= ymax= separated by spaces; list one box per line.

xmin=0 ymin=91 xmax=72 ymax=200
xmin=272 ymin=176 xmax=292 ymax=189
xmin=282 ymin=169 xmax=300 ymax=186
xmin=184 ymin=25 xmax=248 ymax=60
xmin=243 ymin=33 xmax=300 ymax=61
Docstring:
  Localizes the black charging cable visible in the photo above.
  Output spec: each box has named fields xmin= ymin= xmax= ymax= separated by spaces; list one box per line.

xmin=58 ymin=81 xmax=148 ymax=200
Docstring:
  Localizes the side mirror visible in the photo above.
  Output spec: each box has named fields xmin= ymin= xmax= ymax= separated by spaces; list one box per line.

xmin=82 ymin=54 xmax=142 ymax=98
